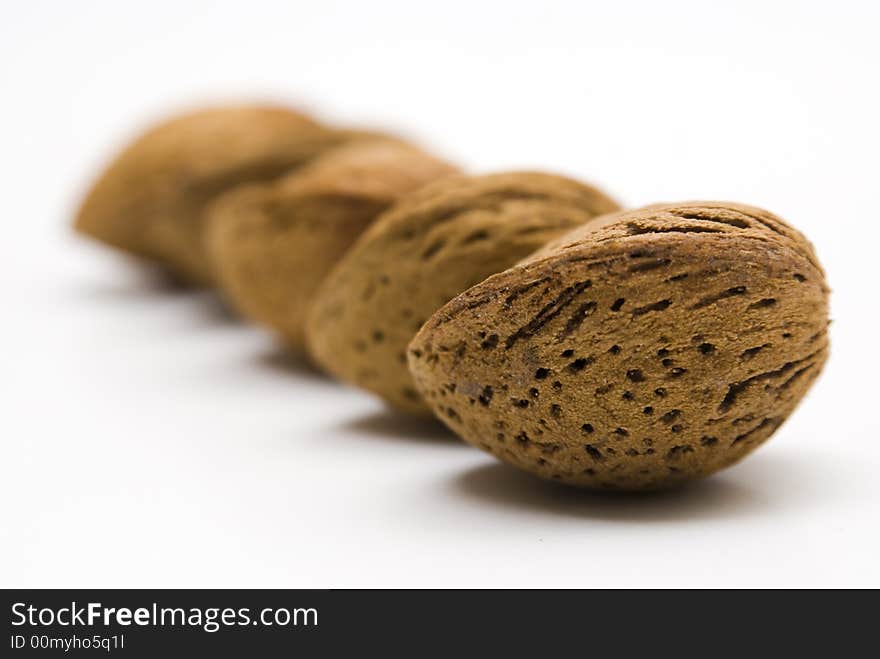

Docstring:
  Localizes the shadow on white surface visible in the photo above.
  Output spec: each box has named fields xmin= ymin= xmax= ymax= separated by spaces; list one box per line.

xmin=71 ymin=258 xmax=240 ymax=326
xmin=257 ymin=345 xmax=329 ymax=382
xmin=75 ymin=258 xmax=193 ymax=296
xmin=452 ymin=451 xmax=822 ymax=523
xmin=340 ymin=409 xmax=458 ymax=444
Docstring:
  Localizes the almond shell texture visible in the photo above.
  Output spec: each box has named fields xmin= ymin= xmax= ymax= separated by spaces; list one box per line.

xmin=75 ymin=105 xmax=362 ymax=283
xmin=408 ymin=201 xmax=830 ymax=490
xmin=207 ymin=139 xmax=459 ymax=352
xmin=306 ymin=172 xmax=620 ymax=413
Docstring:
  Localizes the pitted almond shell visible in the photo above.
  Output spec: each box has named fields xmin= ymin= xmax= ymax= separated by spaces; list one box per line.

xmin=408 ymin=201 xmax=830 ymax=491
xmin=207 ymin=139 xmax=459 ymax=351
xmin=306 ymin=171 xmax=620 ymax=413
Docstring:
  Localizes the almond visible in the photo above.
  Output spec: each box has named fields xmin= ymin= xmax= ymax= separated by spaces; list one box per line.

xmin=207 ymin=139 xmax=458 ymax=352
xmin=306 ymin=172 xmax=619 ymax=412
xmin=408 ymin=202 xmax=830 ymax=490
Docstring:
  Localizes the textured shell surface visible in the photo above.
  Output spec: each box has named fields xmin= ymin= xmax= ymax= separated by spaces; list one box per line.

xmin=207 ymin=139 xmax=459 ymax=351
xmin=408 ymin=201 xmax=830 ymax=490
xmin=74 ymin=105 xmax=341 ymax=283
xmin=306 ymin=171 xmax=620 ymax=413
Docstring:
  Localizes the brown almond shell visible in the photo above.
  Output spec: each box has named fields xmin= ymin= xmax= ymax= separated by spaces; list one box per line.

xmin=306 ymin=172 xmax=620 ymax=413
xmin=207 ymin=139 xmax=459 ymax=351
xmin=75 ymin=105 xmax=360 ymax=283
xmin=408 ymin=201 xmax=830 ymax=490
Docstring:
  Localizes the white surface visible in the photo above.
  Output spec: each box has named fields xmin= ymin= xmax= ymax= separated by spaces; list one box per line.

xmin=1 ymin=0 xmax=878 ymax=588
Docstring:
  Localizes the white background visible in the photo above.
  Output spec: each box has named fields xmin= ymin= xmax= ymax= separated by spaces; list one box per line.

xmin=1 ymin=0 xmax=877 ymax=588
